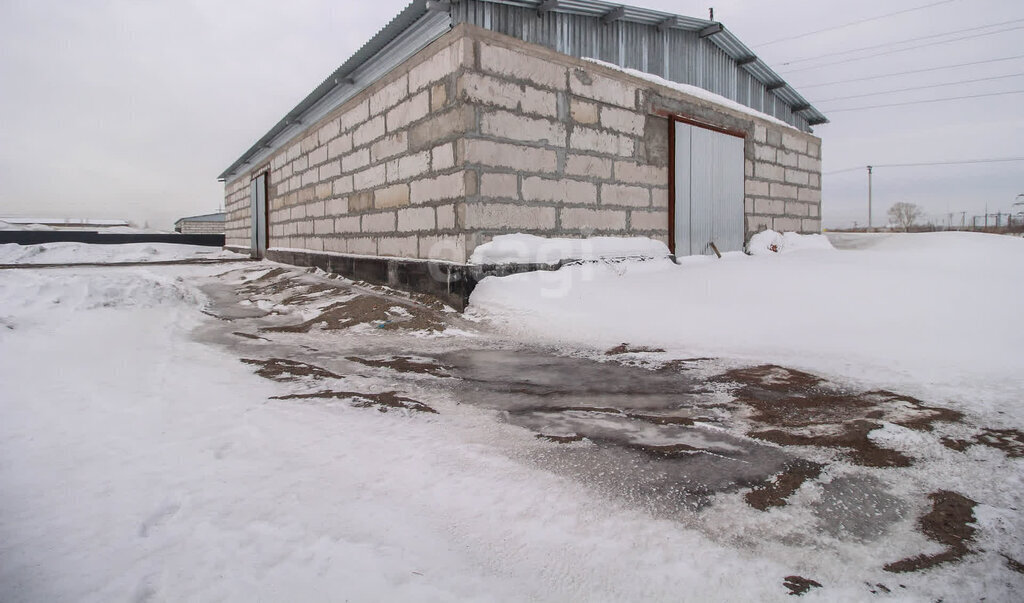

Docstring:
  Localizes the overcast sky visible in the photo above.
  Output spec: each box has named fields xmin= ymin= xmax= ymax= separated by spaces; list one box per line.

xmin=1 ymin=0 xmax=1021 ymax=229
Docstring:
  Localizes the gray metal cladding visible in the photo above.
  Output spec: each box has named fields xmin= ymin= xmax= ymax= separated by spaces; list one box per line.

xmin=674 ymin=121 xmax=745 ymax=256
xmin=452 ymin=0 xmax=818 ymax=131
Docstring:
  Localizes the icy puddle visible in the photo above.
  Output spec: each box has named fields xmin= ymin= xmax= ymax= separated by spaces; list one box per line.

xmin=437 ymin=349 xmax=793 ymax=511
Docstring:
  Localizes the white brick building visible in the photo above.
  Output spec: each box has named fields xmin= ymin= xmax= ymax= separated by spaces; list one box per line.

xmin=220 ymin=0 xmax=826 ymax=307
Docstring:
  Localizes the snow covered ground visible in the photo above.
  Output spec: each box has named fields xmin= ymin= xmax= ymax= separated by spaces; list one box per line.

xmin=2 ymin=236 xmax=1023 ymax=601
xmin=470 ymin=231 xmax=1024 ymax=421
xmin=0 ymin=263 xmax=817 ymax=602
xmin=0 ymin=241 xmax=246 ymax=264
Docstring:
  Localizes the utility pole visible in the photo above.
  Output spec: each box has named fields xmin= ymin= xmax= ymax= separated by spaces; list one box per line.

xmin=867 ymin=165 xmax=873 ymax=231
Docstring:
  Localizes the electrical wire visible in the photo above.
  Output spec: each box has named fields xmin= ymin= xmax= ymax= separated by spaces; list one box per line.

xmin=824 ymin=89 xmax=1024 ymax=112
xmin=811 ymin=73 xmax=1024 ymax=103
xmin=780 ymin=25 xmax=1024 ymax=74
xmin=753 ymin=0 xmax=956 ymax=48
xmin=796 ymin=55 xmax=1024 ymax=89
xmin=825 ymin=157 xmax=1024 ymax=175
xmin=778 ymin=18 xmax=1024 ymax=66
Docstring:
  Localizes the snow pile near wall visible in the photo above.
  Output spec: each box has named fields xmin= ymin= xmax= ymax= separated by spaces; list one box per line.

xmin=470 ymin=231 xmax=1024 ymax=415
xmin=746 ymin=230 xmax=834 ymax=255
xmin=0 ymin=270 xmax=204 ymax=313
xmin=0 ymin=242 xmax=245 ymax=264
xmin=584 ymin=58 xmax=799 ymax=131
xmin=469 ymin=233 xmax=670 ymax=265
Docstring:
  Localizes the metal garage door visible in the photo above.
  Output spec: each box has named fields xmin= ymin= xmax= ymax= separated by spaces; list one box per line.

xmin=673 ymin=121 xmax=745 ymax=256
xmin=250 ymin=172 xmax=267 ymax=258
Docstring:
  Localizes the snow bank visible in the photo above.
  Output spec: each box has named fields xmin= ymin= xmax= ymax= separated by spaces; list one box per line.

xmin=469 ymin=234 xmax=670 ymax=265
xmin=0 ymin=242 xmax=246 ymax=264
xmin=746 ymin=230 xmax=834 ymax=255
xmin=584 ymin=58 xmax=799 ymax=131
xmin=470 ymin=232 xmax=1024 ymax=416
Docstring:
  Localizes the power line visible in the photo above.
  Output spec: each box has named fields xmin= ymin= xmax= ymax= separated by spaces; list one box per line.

xmin=824 ymin=89 xmax=1024 ymax=112
xmin=825 ymin=157 xmax=1024 ymax=175
xmin=811 ymin=73 xmax=1024 ymax=103
xmin=781 ymin=25 xmax=1024 ymax=74
xmin=796 ymin=55 xmax=1024 ymax=89
xmin=779 ymin=18 xmax=1024 ymax=66
xmin=753 ymin=0 xmax=956 ymax=48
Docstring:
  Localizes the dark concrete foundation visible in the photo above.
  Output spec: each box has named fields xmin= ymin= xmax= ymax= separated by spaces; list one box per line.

xmin=0 ymin=231 xmax=225 ymax=247
xmin=264 ymin=248 xmax=560 ymax=310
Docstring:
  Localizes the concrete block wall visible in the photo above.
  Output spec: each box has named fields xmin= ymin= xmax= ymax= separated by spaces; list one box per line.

xmin=224 ymin=178 xmax=250 ymax=248
xmin=453 ymin=27 xmax=821 ymax=256
xmin=179 ymin=221 xmax=225 ymax=235
xmin=743 ymin=127 xmax=822 ymax=235
xmin=456 ymin=31 xmax=671 ymax=256
xmin=223 ymin=24 xmax=822 ymax=261
xmin=223 ymin=32 xmax=476 ymax=262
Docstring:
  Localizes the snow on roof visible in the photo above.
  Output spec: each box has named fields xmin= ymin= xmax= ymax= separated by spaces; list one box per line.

xmin=584 ymin=58 xmax=799 ymax=131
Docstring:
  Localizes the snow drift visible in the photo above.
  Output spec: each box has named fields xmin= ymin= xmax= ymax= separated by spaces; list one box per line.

xmin=469 ymin=234 xmax=670 ymax=265
xmin=0 ymin=242 xmax=245 ymax=264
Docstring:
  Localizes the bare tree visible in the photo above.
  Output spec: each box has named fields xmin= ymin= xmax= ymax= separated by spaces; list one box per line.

xmin=888 ymin=202 xmax=923 ymax=232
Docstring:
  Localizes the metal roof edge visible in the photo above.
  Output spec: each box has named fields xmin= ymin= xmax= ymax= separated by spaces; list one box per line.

xmin=706 ymin=24 xmax=828 ymax=126
xmin=218 ymin=0 xmax=431 ymax=182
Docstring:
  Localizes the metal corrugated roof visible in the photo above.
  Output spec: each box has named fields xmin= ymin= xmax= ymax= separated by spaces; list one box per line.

xmin=219 ymin=0 xmax=826 ymax=181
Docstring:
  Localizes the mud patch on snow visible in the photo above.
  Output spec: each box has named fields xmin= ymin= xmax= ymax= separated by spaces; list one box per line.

xmin=782 ymin=575 xmax=822 ymax=596
xmin=717 ymin=365 xmax=964 ymax=467
xmin=1003 ymin=554 xmax=1024 ymax=574
xmin=236 ymin=267 xmax=289 ymax=292
xmin=884 ymin=490 xmax=977 ymax=573
xmin=241 ymin=358 xmax=341 ymax=381
xmin=605 ymin=343 xmax=667 ymax=355
xmin=941 ymin=428 xmax=1024 ymax=458
xmin=751 ymin=422 xmax=913 ymax=468
xmin=272 ymin=390 xmax=437 ymax=414
xmin=264 ymin=295 xmax=445 ymax=333
xmin=744 ymin=459 xmax=824 ymax=511
xmin=536 ymin=433 xmax=586 ymax=443
xmin=280 ymin=283 xmax=337 ymax=305
xmin=346 ymin=355 xmax=450 ymax=377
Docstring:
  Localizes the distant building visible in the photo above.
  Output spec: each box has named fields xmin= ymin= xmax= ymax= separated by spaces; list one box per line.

xmin=174 ymin=212 xmax=226 ymax=235
xmin=0 ymin=217 xmax=130 ymax=230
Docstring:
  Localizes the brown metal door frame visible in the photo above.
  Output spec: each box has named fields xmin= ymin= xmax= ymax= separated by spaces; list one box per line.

xmin=663 ymin=112 xmax=747 ymax=256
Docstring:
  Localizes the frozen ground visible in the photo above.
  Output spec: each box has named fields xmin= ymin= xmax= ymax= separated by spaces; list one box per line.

xmin=0 ymin=241 xmax=246 ymax=265
xmin=1 ymin=235 xmax=1023 ymax=601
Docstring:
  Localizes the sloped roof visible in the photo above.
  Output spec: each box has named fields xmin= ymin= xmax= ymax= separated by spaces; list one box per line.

xmin=219 ymin=0 xmax=825 ymax=181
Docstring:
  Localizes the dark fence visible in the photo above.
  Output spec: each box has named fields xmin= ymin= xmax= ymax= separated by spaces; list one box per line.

xmin=0 ymin=231 xmax=225 ymax=247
